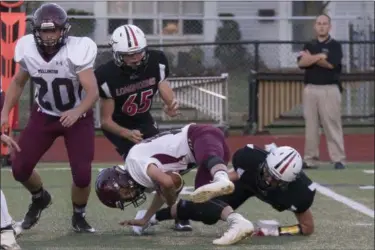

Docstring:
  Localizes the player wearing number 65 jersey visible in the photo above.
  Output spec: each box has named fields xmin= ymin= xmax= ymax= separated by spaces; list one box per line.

xmin=0 ymin=3 xmax=99 ymax=233
xmin=95 ymin=24 xmax=192 ymax=231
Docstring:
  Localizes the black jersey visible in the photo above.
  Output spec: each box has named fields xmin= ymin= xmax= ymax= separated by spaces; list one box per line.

xmin=95 ymin=50 xmax=170 ymax=127
xmin=232 ymin=144 xmax=316 ymax=213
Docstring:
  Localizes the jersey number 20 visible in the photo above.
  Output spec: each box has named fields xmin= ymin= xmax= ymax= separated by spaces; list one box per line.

xmin=122 ymin=89 xmax=153 ymax=116
xmin=32 ymin=77 xmax=83 ymax=112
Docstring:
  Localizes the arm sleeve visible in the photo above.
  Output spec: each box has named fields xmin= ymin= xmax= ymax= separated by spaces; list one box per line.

xmin=158 ymin=51 xmax=170 ymax=82
xmin=70 ymin=37 xmax=98 ymax=73
xmin=297 ymin=43 xmax=309 ymax=62
xmin=326 ymin=42 xmax=343 ymax=70
xmin=294 ymin=190 xmax=316 ymax=214
xmin=94 ymin=68 xmax=113 ymax=99
xmin=14 ymin=36 xmax=28 ymax=72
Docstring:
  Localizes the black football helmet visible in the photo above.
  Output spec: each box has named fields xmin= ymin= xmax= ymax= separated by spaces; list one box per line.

xmin=95 ymin=166 xmax=146 ymax=210
xmin=31 ymin=3 xmax=71 ymax=54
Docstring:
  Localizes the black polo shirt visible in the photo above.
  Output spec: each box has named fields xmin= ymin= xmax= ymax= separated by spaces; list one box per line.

xmin=298 ymin=37 xmax=343 ymax=87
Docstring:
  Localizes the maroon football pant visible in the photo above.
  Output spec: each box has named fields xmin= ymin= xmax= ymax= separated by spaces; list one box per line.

xmin=188 ymin=125 xmax=230 ymax=189
xmin=12 ymin=107 xmax=95 ymax=188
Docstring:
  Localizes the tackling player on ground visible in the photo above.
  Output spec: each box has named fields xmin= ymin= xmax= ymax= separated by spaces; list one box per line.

xmin=0 ymin=3 xmax=99 ymax=233
xmin=95 ymin=24 xmax=193 ymax=231
xmin=95 ymin=124 xmax=254 ymax=243
xmin=137 ymin=144 xmax=316 ymax=245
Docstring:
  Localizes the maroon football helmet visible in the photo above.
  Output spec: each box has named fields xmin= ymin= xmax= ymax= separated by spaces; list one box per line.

xmin=95 ymin=166 xmax=146 ymax=210
xmin=31 ymin=3 xmax=71 ymax=54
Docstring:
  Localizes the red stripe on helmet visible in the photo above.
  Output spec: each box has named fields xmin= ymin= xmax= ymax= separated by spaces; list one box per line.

xmin=279 ymin=153 xmax=297 ymax=175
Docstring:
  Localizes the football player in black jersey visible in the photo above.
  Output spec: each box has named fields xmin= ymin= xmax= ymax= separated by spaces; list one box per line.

xmin=95 ymin=24 xmax=192 ymax=231
xmin=127 ymin=144 xmax=316 ymax=245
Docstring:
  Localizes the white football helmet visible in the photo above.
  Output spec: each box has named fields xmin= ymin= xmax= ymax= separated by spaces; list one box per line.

xmin=109 ymin=24 xmax=148 ymax=67
xmin=265 ymin=146 xmax=303 ymax=183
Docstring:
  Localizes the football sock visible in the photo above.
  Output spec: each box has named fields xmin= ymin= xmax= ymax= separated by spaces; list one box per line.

xmin=73 ymin=203 xmax=86 ymax=215
xmin=31 ymin=187 xmax=45 ymax=200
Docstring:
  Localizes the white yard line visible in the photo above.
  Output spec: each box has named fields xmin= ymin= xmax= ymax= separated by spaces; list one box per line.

xmin=359 ymin=186 xmax=374 ymax=190
xmin=363 ymin=170 xmax=374 ymax=174
xmin=314 ymin=183 xmax=374 ymax=218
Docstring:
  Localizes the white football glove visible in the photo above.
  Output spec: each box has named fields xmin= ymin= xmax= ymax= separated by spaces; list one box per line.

xmin=253 ymin=220 xmax=280 ymax=237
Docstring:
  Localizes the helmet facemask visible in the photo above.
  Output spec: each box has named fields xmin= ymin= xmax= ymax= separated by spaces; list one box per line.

xmin=113 ymin=165 xmax=147 ymax=209
xmin=257 ymin=161 xmax=291 ymax=191
xmin=95 ymin=166 xmax=146 ymax=210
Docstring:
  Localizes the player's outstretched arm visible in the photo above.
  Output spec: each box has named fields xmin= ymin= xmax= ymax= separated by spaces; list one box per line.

xmin=0 ymin=69 xmax=29 ymax=126
xmin=293 ymin=209 xmax=314 ymax=235
xmin=147 ymin=164 xmax=177 ymax=206
xmin=0 ymin=132 xmax=21 ymax=152
xmin=99 ymin=98 xmax=143 ymax=143
xmin=75 ymin=68 xmax=99 ymax=115
xmin=158 ymin=81 xmax=179 ymax=117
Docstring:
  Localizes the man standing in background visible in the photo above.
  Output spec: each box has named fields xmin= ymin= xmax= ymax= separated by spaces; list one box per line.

xmin=297 ymin=14 xmax=346 ymax=170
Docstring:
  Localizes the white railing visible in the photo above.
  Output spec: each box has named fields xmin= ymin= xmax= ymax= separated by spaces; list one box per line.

xmin=93 ymin=73 xmax=229 ymax=129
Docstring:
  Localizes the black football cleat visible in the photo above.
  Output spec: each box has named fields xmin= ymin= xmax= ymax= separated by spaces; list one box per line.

xmin=173 ymin=219 xmax=192 ymax=232
xmin=21 ymin=190 xmax=52 ymax=230
xmin=72 ymin=213 xmax=96 ymax=233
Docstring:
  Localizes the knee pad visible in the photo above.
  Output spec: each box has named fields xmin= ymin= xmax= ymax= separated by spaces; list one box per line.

xmin=176 ymin=199 xmax=228 ymax=225
xmin=72 ymin=164 xmax=92 ymax=188
xmin=202 ymin=155 xmax=225 ymax=171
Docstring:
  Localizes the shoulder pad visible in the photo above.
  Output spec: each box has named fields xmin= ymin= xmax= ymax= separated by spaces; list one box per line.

xmin=14 ymin=34 xmax=34 ymax=70
xmin=67 ymin=36 xmax=98 ymax=73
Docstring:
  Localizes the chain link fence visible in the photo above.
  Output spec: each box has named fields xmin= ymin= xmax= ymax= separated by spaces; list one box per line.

xmin=11 ymin=5 xmax=374 ymax=130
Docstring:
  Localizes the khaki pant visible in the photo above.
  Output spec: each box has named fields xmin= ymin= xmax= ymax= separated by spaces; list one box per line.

xmin=303 ymin=84 xmax=346 ymax=164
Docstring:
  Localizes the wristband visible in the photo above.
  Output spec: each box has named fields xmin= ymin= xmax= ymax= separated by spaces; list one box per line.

xmin=278 ymin=224 xmax=302 ymax=236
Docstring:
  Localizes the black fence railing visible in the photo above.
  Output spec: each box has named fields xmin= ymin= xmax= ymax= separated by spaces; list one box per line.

xmin=17 ymin=40 xmax=375 ymax=132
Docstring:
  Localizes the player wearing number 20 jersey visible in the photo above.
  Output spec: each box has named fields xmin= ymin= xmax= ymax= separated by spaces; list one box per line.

xmin=0 ymin=3 xmax=98 ymax=233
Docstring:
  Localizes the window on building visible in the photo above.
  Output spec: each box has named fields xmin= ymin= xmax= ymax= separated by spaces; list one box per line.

xmin=107 ymin=1 xmax=129 ymax=16
xmin=107 ymin=1 xmax=204 ymax=36
xmin=133 ymin=1 xmax=154 ymax=15
xmin=133 ymin=19 xmax=154 ymax=35
xmin=108 ymin=19 xmax=129 ymax=34
xmin=292 ymin=1 xmax=325 ymax=51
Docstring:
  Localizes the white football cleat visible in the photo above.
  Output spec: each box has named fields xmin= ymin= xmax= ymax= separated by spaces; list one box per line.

xmin=131 ymin=210 xmax=158 ymax=236
xmin=190 ymin=171 xmax=234 ymax=203
xmin=1 ymin=229 xmax=22 ymax=250
xmin=213 ymin=213 xmax=254 ymax=246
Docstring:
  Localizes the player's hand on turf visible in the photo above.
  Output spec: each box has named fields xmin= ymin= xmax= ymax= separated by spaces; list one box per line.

xmin=125 ymin=129 xmax=143 ymax=144
xmin=164 ymin=99 xmax=180 ymax=117
xmin=119 ymin=218 xmax=147 ymax=227
xmin=0 ymin=134 xmax=21 ymax=152
xmin=60 ymin=109 xmax=82 ymax=127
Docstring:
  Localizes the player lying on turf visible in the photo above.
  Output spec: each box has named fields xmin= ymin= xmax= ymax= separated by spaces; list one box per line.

xmin=128 ymin=144 xmax=316 ymax=245
xmin=0 ymin=3 xmax=98 ymax=233
xmin=95 ymin=124 xmax=255 ymax=244
xmin=1 ymin=133 xmax=22 ymax=250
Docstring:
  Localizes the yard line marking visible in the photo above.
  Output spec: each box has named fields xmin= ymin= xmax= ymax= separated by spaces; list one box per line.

xmin=355 ymin=222 xmax=373 ymax=226
xmin=363 ymin=170 xmax=374 ymax=174
xmin=314 ymin=182 xmax=374 ymax=218
xmin=359 ymin=185 xmax=374 ymax=190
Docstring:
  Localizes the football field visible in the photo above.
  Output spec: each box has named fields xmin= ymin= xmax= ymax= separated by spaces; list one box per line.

xmin=1 ymin=163 xmax=374 ymax=250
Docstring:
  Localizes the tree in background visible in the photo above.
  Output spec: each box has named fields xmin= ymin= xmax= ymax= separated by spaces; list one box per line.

xmin=214 ymin=13 xmax=250 ymax=71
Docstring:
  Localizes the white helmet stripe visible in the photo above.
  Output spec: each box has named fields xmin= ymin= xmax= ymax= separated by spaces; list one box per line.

xmin=123 ymin=25 xmax=132 ymax=48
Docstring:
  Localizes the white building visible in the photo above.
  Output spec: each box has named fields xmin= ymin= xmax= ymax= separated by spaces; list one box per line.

xmin=55 ymin=1 xmax=374 ymax=69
